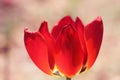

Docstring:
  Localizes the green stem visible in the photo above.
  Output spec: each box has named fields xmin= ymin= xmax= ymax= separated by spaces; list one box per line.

xmin=66 ymin=77 xmax=71 ymax=80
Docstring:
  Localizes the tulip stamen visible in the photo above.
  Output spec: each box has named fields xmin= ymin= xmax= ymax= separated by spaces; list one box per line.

xmin=80 ymin=66 xmax=87 ymax=73
xmin=66 ymin=77 xmax=71 ymax=80
xmin=53 ymin=71 xmax=61 ymax=76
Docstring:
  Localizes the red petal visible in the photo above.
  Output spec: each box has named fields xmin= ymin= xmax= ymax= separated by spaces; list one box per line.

xmin=75 ymin=17 xmax=88 ymax=66
xmin=39 ymin=21 xmax=55 ymax=70
xmin=85 ymin=16 xmax=103 ymax=69
xmin=55 ymin=25 xmax=84 ymax=77
xmin=24 ymin=29 xmax=52 ymax=75
xmin=39 ymin=21 xmax=49 ymax=36
xmin=51 ymin=16 xmax=74 ymax=39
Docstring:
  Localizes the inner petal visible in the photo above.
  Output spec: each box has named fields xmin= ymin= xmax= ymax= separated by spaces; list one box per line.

xmin=55 ymin=24 xmax=84 ymax=77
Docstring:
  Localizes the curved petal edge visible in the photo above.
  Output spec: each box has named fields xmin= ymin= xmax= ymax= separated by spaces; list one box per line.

xmin=24 ymin=29 xmax=53 ymax=75
xmin=85 ymin=16 xmax=103 ymax=69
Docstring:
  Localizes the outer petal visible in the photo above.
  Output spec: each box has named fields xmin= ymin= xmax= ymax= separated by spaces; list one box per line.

xmin=75 ymin=17 xmax=88 ymax=72
xmin=85 ymin=16 xmax=103 ymax=69
xmin=55 ymin=25 xmax=84 ymax=77
xmin=51 ymin=16 xmax=74 ymax=39
xmin=24 ymin=29 xmax=52 ymax=75
xmin=39 ymin=21 xmax=55 ymax=70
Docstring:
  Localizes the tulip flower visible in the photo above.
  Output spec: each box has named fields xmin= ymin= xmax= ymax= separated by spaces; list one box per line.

xmin=24 ymin=16 xmax=103 ymax=80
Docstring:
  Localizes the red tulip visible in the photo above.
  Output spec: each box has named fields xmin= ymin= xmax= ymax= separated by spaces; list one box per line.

xmin=24 ymin=16 xmax=103 ymax=78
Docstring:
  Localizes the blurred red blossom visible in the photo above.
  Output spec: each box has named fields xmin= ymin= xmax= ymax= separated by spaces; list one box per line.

xmin=24 ymin=16 xmax=103 ymax=78
xmin=0 ymin=0 xmax=15 ymax=8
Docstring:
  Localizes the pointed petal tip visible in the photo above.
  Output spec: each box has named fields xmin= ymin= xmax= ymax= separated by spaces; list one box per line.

xmin=61 ymin=15 xmax=73 ymax=20
xmin=24 ymin=28 xmax=37 ymax=34
xmin=75 ymin=17 xmax=79 ymax=22
xmin=24 ymin=27 xmax=28 ymax=32
xmin=24 ymin=28 xmax=31 ymax=36
xmin=96 ymin=16 xmax=102 ymax=22
xmin=39 ymin=21 xmax=50 ymax=35
xmin=64 ymin=15 xmax=71 ymax=18
xmin=42 ymin=20 xmax=47 ymax=24
xmin=75 ymin=16 xmax=83 ymax=24
xmin=96 ymin=16 xmax=103 ymax=30
xmin=76 ymin=16 xmax=80 ymax=20
xmin=40 ymin=21 xmax=48 ymax=27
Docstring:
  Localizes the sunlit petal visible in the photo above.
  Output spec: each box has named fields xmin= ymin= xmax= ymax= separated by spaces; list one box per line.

xmin=85 ymin=16 xmax=103 ymax=69
xmin=24 ymin=29 xmax=53 ymax=75
xmin=55 ymin=24 xmax=84 ymax=77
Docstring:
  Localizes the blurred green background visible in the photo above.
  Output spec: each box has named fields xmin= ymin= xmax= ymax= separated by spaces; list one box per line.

xmin=0 ymin=0 xmax=120 ymax=80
